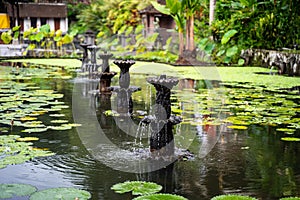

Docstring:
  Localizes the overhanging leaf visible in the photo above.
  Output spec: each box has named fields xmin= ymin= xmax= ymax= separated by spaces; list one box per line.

xmin=151 ymin=1 xmax=171 ymax=15
xmin=226 ymin=45 xmax=238 ymax=57
xmin=221 ymin=29 xmax=238 ymax=44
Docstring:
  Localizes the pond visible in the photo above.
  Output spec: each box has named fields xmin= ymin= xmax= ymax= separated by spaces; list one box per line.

xmin=0 ymin=59 xmax=299 ymax=200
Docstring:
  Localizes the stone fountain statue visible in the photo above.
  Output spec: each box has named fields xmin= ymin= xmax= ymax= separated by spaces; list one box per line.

xmin=85 ymin=45 xmax=101 ymax=77
xmin=141 ymin=74 xmax=182 ymax=157
xmin=110 ymin=60 xmax=140 ymax=115
xmin=79 ymin=43 xmax=90 ymax=72
xmin=97 ymin=51 xmax=117 ymax=94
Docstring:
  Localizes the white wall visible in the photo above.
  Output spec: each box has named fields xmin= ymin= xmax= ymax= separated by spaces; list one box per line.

xmin=24 ymin=18 xmax=31 ymax=31
xmin=48 ymin=18 xmax=55 ymax=31
xmin=60 ymin=18 xmax=68 ymax=33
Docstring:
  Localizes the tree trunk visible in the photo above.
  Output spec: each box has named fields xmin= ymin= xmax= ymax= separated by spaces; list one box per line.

xmin=186 ymin=17 xmax=191 ymax=51
xmin=209 ymin=0 xmax=216 ymax=25
xmin=179 ymin=31 xmax=184 ymax=57
xmin=185 ymin=15 xmax=195 ymax=52
xmin=189 ymin=15 xmax=194 ymax=51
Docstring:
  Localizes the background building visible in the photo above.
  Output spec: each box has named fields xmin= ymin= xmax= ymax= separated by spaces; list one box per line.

xmin=3 ymin=0 xmax=68 ymax=33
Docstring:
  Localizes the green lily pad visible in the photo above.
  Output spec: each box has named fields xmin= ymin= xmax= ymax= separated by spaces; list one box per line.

xmin=22 ymin=127 xmax=48 ymax=133
xmin=227 ymin=125 xmax=248 ymax=130
xmin=49 ymin=114 xmax=65 ymax=117
xmin=48 ymin=125 xmax=72 ymax=131
xmin=133 ymin=193 xmax=188 ymax=200
xmin=20 ymin=116 xmax=38 ymax=121
xmin=111 ymin=181 xmax=162 ymax=196
xmin=50 ymin=120 xmax=69 ymax=124
xmin=0 ymin=135 xmax=55 ymax=168
xmin=276 ymin=128 xmax=296 ymax=133
xmin=23 ymin=121 xmax=46 ymax=128
xmin=16 ymin=137 xmax=39 ymax=142
xmin=281 ymin=137 xmax=300 ymax=142
xmin=51 ymin=105 xmax=69 ymax=109
xmin=29 ymin=187 xmax=91 ymax=200
xmin=67 ymin=123 xmax=82 ymax=127
xmin=0 ymin=183 xmax=37 ymax=199
xmin=211 ymin=194 xmax=258 ymax=200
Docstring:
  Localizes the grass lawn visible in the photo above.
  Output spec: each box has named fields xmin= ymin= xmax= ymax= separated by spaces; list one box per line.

xmin=3 ymin=58 xmax=300 ymax=90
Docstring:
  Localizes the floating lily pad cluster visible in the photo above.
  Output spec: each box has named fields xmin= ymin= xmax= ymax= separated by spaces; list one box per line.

xmin=173 ymin=81 xmax=300 ymax=142
xmin=111 ymin=181 xmax=188 ymax=200
xmin=0 ymin=183 xmax=91 ymax=199
xmin=0 ymin=135 xmax=55 ymax=169
xmin=0 ymin=64 xmax=79 ymax=133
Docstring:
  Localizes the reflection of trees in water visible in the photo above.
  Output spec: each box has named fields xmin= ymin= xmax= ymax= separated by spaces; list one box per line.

xmin=245 ymin=125 xmax=300 ymax=198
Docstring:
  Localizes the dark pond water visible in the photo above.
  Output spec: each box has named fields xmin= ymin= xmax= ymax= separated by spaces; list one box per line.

xmin=0 ymin=61 xmax=300 ymax=200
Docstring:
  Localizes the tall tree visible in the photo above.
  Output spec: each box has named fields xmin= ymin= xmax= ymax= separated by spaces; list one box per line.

xmin=152 ymin=0 xmax=203 ymax=60
xmin=182 ymin=0 xmax=202 ymax=51
xmin=209 ymin=0 xmax=216 ymax=25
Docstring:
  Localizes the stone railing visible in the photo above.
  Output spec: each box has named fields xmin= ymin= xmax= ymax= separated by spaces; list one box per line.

xmin=0 ymin=44 xmax=28 ymax=57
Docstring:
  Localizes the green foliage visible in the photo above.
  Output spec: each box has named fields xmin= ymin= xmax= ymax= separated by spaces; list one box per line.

xmin=76 ymin=0 xmax=151 ymax=35
xmin=203 ymin=0 xmax=300 ymax=65
xmin=22 ymin=24 xmax=76 ymax=57
xmin=198 ymin=28 xmax=241 ymax=65
xmin=0 ymin=25 xmax=21 ymax=44
xmin=111 ymin=181 xmax=162 ymax=196
xmin=30 ymin=187 xmax=91 ymax=200
xmin=280 ymin=197 xmax=300 ymax=200
xmin=1 ymin=31 xmax=12 ymax=44
xmin=116 ymin=51 xmax=178 ymax=63
xmin=0 ymin=183 xmax=37 ymax=199
xmin=221 ymin=30 xmax=238 ymax=45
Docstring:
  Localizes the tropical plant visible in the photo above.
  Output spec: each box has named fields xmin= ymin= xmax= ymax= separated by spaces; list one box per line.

xmin=77 ymin=0 xmax=151 ymax=36
xmin=0 ymin=25 xmax=20 ymax=44
xmin=201 ymin=0 xmax=300 ymax=65
xmin=182 ymin=0 xmax=203 ymax=52
xmin=152 ymin=0 xmax=205 ymax=61
xmin=152 ymin=0 xmax=185 ymax=57
xmin=22 ymin=24 xmax=77 ymax=57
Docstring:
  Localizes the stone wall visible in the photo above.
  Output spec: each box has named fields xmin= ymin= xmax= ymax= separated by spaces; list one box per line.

xmin=241 ymin=49 xmax=300 ymax=76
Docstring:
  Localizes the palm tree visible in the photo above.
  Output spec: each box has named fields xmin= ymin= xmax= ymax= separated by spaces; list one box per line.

xmin=182 ymin=0 xmax=202 ymax=52
xmin=152 ymin=0 xmax=185 ymax=56
xmin=152 ymin=0 xmax=203 ymax=61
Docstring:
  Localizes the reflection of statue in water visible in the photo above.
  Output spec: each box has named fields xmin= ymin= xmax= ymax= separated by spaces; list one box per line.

xmin=142 ymin=75 xmax=182 ymax=157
